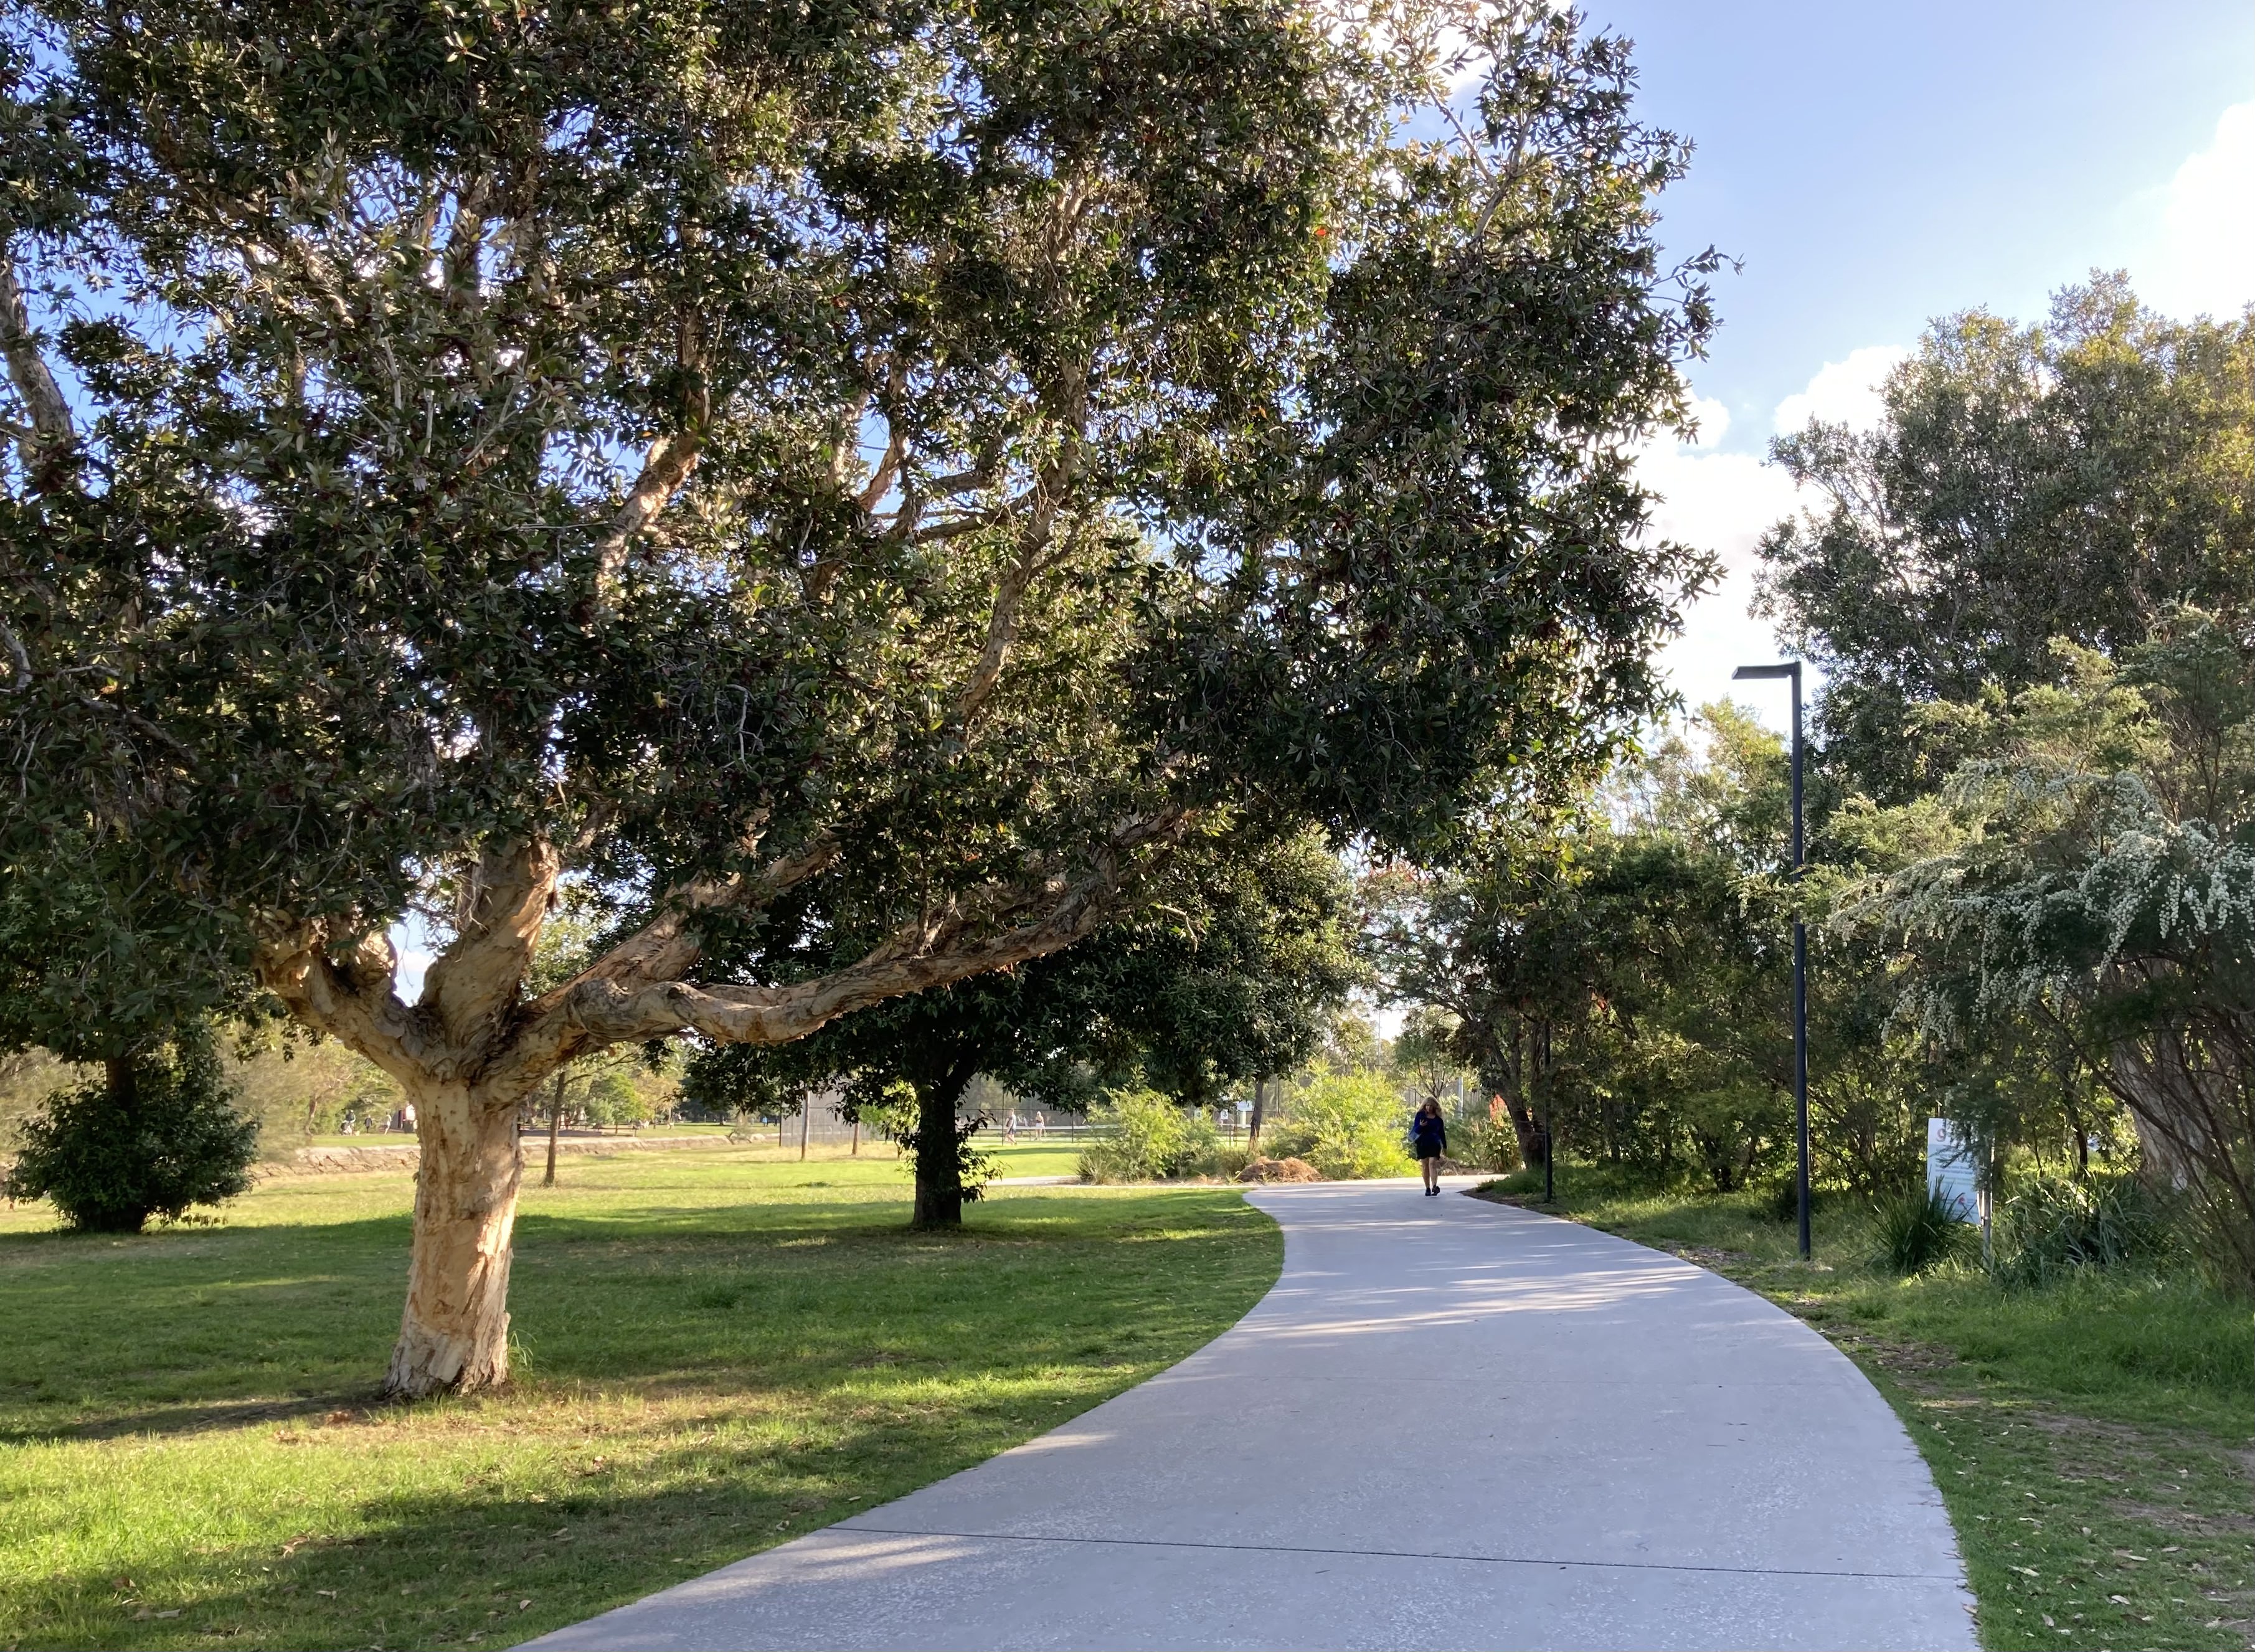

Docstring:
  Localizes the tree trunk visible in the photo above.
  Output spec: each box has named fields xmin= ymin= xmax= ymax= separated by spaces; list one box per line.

xmin=385 ymin=1082 xmax=522 ymax=1398
xmin=911 ymin=1063 xmax=977 ymax=1231
xmin=543 ymin=1072 xmax=564 ymax=1188
xmin=1247 ymin=1077 xmax=1267 ymax=1154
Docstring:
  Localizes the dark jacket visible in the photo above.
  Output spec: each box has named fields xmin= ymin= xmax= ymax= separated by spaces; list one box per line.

xmin=1411 ymin=1110 xmax=1447 ymax=1154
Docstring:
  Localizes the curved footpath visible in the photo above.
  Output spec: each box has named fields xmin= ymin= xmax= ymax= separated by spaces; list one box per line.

xmin=526 ymin=1179 xmax=1975 ymax=1651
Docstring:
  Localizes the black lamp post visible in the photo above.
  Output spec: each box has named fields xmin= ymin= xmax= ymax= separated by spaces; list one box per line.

xmin=1733 ymin=661 xmax=1810 ymax=1262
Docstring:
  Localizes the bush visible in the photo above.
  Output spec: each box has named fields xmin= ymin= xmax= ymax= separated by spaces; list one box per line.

xmin=1759 ymin=1175 xmax=1825 ymax=1225
xmin=1453 ymin=1106 xmax=1523 ymax=1174
xmin=1260 ymin=1073 xmax=1413 ymax=1181
xmin=1873 ymin=1183 xmax=1973 ymax=1277
xmin=1991 ymin=1174 xmax=2180 ymax=1289
xmin=1077 ymin=1090 xmax=1222 ymax=1182
xmin=4 ymin=1030 xmax=260 ymax=1232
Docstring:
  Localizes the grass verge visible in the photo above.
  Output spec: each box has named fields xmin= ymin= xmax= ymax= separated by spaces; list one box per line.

xmin=1475 ymin=1169 xmax=2254 ymax=1652
xmin=1 ymin=1146 xmax=1278 ymax=1651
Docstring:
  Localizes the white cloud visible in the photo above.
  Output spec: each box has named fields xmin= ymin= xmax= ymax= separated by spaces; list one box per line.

xmin=1638 ymin=349 xmax=1908 ymax=726
xmin=1769 ymin=344 xmax=1909 ymax=437
xmin=2137 ymin=100 xmax=2255 ymax=321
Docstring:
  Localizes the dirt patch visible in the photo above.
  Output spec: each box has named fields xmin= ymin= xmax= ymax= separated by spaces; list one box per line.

xmin=1237 ymin=1156 xmax=1320 ymax=1184
xmin=2107 ymin=1498 xmax=2255 ymax=1536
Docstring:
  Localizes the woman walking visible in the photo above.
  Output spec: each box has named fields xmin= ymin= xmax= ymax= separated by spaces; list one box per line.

xmin=1412 ymin=1098 xmax=1447 ymax=1196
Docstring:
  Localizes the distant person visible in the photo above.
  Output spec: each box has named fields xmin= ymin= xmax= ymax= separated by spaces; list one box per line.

xmin=1412 ymin=1099 xmax=1447 ymax=1197
xmin=1033 ymin=1110 xmax=1047 ymax=1139
xmin=1004 ymin=1110 xmax=1019 ymax=1143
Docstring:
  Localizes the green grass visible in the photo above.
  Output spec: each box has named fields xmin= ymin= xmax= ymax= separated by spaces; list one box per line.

xmin=1478 ymin=1169 xmax=2255 ymax=1652
xmin=0 ymin=1148 xmax=1279 ymax=1651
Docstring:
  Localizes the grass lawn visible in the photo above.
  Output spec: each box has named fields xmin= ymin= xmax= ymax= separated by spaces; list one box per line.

xmin=0 ymin=1148 xmax=1279 ymax=1651
xmin=1477 ymin=1169 xmax=2254 ymax=1652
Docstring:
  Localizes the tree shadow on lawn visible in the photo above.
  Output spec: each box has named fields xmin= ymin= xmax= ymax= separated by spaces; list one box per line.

xmin=9 ymin=1394 xmax=1070 ymax=1652
xmin=1 ymin=1191 xmax=1260 ymax=1444
xmin=6 ymin=1190 xmax=1275 ymax=1652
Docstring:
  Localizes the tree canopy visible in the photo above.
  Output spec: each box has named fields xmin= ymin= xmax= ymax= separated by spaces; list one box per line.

xmin=1757 ymin=276 xmax=2255 ymax=798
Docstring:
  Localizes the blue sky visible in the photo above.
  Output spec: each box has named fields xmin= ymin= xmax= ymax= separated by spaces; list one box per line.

xmin=1576 ymin=0 xmax=2255 ymax=725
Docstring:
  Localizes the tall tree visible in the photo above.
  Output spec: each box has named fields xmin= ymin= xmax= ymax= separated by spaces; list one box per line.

xmin=2 ymin=0 xmax=1714 ymax=1392
xmin=686 ymin=829 xmax=1359 ymax=1227
xmin=1757 ymin=276 xmax=2255 ymax=799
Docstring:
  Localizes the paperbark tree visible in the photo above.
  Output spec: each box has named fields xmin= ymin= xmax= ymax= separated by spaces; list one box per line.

xmin=2 ymin=0 xmax=1716 ymax=1392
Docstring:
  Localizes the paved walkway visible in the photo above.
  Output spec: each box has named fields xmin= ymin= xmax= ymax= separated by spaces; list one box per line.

xmin=527 ymin=1179 xmax=1974 ymax=1650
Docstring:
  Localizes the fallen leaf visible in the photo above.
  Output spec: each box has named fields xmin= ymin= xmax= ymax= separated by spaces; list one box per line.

xmin=2041 ymin=1616 xmax=2054 ymax=1628
xmin=2109 ymin=1595 xmax=2130 ymax=1605
xmin=315 ymin=1589 xmax=338 ymax=1598
xmin=519 ymin=1599 xmax=533 ymax=1610
xmin=2012 ymin=1566 xmax=2039 ymax=1577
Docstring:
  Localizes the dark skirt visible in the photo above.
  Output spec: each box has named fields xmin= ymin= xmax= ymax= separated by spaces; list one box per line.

xmin=1413 ymin=1141 xmax=1443 ymax=1160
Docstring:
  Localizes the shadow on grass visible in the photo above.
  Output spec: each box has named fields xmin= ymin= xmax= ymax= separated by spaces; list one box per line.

xmin=1 ymin=1192 xmax=1254 ymax=1445
xmin=13 ymin=1405 xmax=1041 ymax=1652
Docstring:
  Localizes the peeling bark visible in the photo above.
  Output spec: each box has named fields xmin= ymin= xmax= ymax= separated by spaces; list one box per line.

xmin=385 ymin=1080 xmax=523 ymax=1398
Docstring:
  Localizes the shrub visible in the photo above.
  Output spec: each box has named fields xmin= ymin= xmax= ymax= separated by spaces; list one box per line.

xmin=1759 ymin=1176 xmax=1825 ymax=1225
xmin=1077 ymin=1090 xmax=1222 ymax=1182
xmin=5 ymin=1030 xmax=260 ymax=1232
xmin=1260 ymin=1073 xmax=1413 ymax=1180
xmin=1991 ymin=1174 xmax=2180 ymax=1289
xmin=1872 ymin=1183 xmax=1973 ymax=1277
xmin=1454 ymin=1105 xmax=1523 ymax=1174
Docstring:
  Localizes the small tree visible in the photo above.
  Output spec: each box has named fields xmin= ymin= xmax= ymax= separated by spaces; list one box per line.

xmin=6 ymin=1021 xmax=258 ymax=1231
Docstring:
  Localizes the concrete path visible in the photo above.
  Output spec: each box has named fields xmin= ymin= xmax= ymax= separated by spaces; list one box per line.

xmin=526 ymin=1179 xmax=1975 ymax=1651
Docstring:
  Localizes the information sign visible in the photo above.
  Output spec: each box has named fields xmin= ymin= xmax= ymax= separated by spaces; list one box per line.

xmin=1926 ymin=1118 xmax=1980 ymax=1224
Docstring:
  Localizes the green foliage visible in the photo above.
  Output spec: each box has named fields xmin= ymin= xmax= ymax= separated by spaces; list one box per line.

xmin=1852 ymin=613 xmax=2255 ymax=1290
xmin=4 ymin=1026 xmax=258 ymax=1232
xmin=1990 ymin=1174 xmax=2180 ymax=1290
xmin=1760 ymin=276 xmax=2255 ymax=801
xmin=1 ymin=0 xmax=1711 ymax=1062
xmin=1871 ymin=1184 xmax=1972 ymax=1277
xmin=1262 ymin=1072 xmax=1412 ymax=1180
xmin=1077 ymin=1089 xmax=1222 ymax=1183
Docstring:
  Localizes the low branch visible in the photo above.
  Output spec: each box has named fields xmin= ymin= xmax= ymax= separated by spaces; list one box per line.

xmin=488 ymin=810 xmax=1191 ymax=1090
xmin=528 ymin=830 xmax=841 ymax=1011
xmin=253 ymin=919 xmax=431 ymax=1087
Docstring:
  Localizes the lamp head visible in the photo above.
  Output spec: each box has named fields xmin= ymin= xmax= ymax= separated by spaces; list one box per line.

xmin=1733 ymin=663 xmax=1799 ymax=681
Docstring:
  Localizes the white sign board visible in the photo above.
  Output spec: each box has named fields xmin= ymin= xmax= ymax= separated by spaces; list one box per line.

xmin=1926 ymin=1118 xmax=1980 ymax=1224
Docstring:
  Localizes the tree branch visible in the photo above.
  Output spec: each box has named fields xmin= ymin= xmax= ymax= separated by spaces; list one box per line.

xmin=416 ymin=839 xmax=561 ymax=1052
xmin=528 ymin=829 xmax=841 ymax=1011
xmin=488 ymin=810 xmax=1190 ymax=1090
xmin=0 ymin=252 xmax=75 ymax=483
xmin=253 ymin=919 xmax=430 ymax=1087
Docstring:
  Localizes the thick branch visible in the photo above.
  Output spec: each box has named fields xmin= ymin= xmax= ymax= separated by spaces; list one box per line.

xmin=416 ymin=839 xmax=560 ymax=1051
xmin=585 ymin=432 xmax=702 ymax=616
xmin=253 ymin=920 xmax=430 ymax=1087
xmin=531 ymin=830 xmax=841 ymax=1009
xmin=0 ymin=253 xmax=74 ymax=481
xmin=489 ymin=811 xmax=1189 ymax=1090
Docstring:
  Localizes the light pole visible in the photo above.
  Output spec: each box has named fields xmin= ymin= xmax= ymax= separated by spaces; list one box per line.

xmin=1733 ymin=661 xmax=1810 ymax=1262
